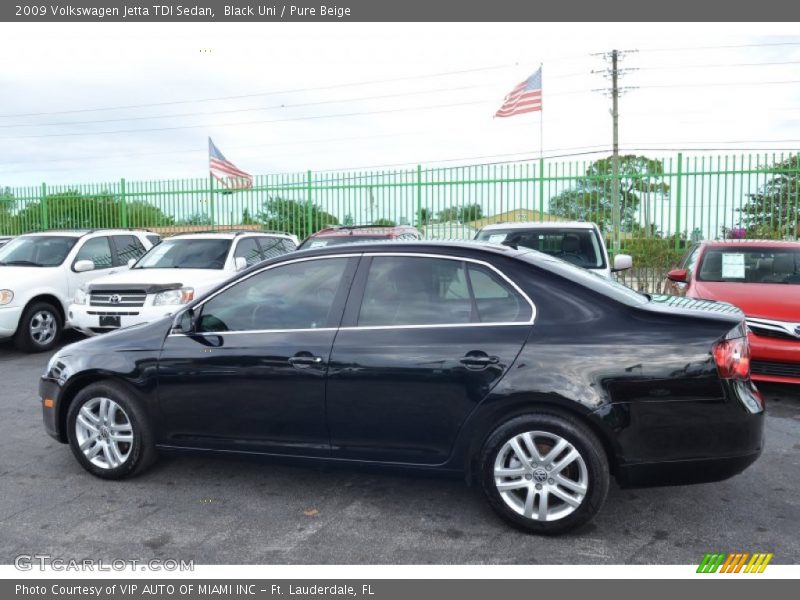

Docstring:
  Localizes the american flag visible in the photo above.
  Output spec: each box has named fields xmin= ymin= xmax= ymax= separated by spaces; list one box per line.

xmin=208 ymin=137 xmax=253 ymax=189
xmin=495 ymin=68 xmax=542 ymax=118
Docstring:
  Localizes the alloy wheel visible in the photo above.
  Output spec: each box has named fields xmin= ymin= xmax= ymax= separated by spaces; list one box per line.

xmin=29 ymin=310 xmax=57 ymax=346
xmin=493 ymin=430 xmax=588 ymax=522
xmin=74 ymin=397 xmax=134 ymax=469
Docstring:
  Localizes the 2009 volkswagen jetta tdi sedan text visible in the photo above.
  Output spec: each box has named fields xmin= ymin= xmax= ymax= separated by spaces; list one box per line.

xmin=40 ymin=242 xmax=764 ymax=534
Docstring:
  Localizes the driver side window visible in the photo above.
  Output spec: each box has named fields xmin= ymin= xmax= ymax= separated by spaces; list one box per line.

xmin=198 ymin=258 xmax=349 ymax=332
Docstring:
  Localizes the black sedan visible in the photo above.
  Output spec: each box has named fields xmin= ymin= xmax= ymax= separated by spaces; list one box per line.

xmin=40 ymin=242 xmax=764 ymax=534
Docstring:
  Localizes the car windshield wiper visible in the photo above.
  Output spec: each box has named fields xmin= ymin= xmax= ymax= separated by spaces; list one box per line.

xmin=0 ymin=260 xmax=44 ymax=266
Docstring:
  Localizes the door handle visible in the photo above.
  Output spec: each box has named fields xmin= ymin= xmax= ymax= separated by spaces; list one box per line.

xmin=459 ymin=352 xmax=500 ymax=369
xmin=288 ymin=353 xmax=323 ymax=368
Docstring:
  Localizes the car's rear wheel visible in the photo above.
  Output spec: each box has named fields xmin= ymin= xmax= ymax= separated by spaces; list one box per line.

xmin=14 ymin=301 xmax=62 ymax=352
xmin=479 ymin=412 xmax=609 ymax=534
xmin=66 ymin=381 xmax=157 ymax=479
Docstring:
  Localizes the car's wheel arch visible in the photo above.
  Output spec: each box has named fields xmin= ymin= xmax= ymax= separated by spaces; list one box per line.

xmin=56 ymin=373 xmax=141 ymax=443
xmin=20 ymin=294 xmax=65 ymax=329
xmin=460 ymin=395 xmax=620 ymax=485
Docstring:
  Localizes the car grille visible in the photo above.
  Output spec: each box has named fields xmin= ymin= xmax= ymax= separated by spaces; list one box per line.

xmin=751 ymin=360 xmax=800 ymax=378
xmin=89 ymin=291 xmax=147 ymax=307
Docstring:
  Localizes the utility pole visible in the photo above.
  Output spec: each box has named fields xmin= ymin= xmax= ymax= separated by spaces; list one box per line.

xmin=610 ymin=49 xmax=620 ymax=254
xmin=592 ymin=49 xmax=637 ymax=254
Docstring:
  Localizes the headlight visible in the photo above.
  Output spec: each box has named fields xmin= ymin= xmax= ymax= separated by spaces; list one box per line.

xmin=0 ymin=289 xmax=13 ymax=305
xmin=73 ymin=286 xmax=89 ymax=305
xmin=153 ymin=287 xmax=195 ymax=306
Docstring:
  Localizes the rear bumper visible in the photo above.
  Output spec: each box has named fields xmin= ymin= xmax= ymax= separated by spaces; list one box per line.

xmin=617 ymin=449 xmax=762 ymax=488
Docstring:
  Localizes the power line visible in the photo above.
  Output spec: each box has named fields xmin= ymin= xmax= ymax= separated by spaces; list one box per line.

xmin=638 ymin=41 xmax=800 ymax=53
xmin=0 ymin=63 xmax=525 ymax=119
xmin=637 ymin=59 xmax=800 ymax=70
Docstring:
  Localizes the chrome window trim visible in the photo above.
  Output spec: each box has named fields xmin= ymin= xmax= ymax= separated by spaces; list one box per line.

xmin=168 ymin=251 xmax=536 ymax=337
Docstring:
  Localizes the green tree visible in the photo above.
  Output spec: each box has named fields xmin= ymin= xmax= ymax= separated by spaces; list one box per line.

xmin=549 ymin=155 xmax=670 ymax=232
xmin=257 ymin=197 xmax=338 ymax=236
xmin=437 ymin=206 xmax=460 ymax=222
xmin=11 ymin=190 xmax=174 ymax=231
xmin=177 ymin=212 xmax=213 ymax=226
xmin=738 ymin=155 xmax=799 ymax=238
xmin=0 ymin=186 xmax=15 ymax=234
xmin=241 ymin=207 xmax=257 ymax=225
xmin=417 ymin=207 xmax=432 ymax=226
xmin=458 ymin=203 xmax=483 ymax=222
xmin=373 ymin=218 xmax=396 ymax=226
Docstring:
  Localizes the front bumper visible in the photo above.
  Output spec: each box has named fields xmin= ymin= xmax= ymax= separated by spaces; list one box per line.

xmin=0 ymin=305 xmax=23 ymax=339
xmin=749 ymin=332 xmax=800 ymax=384
xmin=40 ymin=376 xmax=64 ymax=442
xmin=67 ymin=303 xmax=177 ymax=336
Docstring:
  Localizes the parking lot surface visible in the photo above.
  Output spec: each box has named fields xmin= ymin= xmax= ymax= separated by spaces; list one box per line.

xmin=1 ymin=333 xmax=798 ymax=564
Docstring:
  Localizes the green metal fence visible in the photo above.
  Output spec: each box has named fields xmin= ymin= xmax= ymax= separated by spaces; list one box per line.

xmin=1 ymin=151 xmax=798 ymax=290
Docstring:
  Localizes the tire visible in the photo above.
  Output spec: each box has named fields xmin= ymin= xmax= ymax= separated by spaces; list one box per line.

xmin=479 ymin=412 xmax=609 ymax=535
xmin=13 ymin=301 xmax=62 ymax=353
xmin=66 ymin=381 xmax=157 ymax=480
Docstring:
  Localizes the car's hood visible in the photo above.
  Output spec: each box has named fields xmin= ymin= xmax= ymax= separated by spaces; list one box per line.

xmin=85 ymin=268 xmax=229 ymax=290
xmin=693 ymin=281 xmax=800 ymax=321
xmin=0 ymin=265 xmax=59 ymax=286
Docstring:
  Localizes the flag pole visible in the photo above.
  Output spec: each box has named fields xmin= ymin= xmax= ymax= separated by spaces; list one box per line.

xmin=538 ymin=63 xmax=544 ymax=223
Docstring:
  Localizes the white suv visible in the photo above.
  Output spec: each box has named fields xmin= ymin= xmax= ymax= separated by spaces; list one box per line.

xmin=68 ymin=231 xmax=297 ymax=336
xmin=0 ymin=230 xmax=156 ymax=352
xmin=474 ymin=221 xmax=632 ymax=278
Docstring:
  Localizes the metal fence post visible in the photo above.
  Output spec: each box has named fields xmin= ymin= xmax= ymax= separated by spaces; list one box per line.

xmin=416 ymin=165 xmax=423 ymax=229
xmin=209 ymin=174 xmax=216 ymax=229
xmin=40 ymin=183 xmax=49 ymax=230
xmin=119 ymin=178 xmax=128 ymax=228
xmin=306 ymin=170 xmax=314 ymax=237
xmin=674 ymin=152 xmax=683 ymax=249
xmin=538 ymin=157 xmax=545 ymax=221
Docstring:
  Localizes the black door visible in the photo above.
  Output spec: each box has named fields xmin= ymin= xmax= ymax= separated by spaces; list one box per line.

xmin=326 ymin=254 xmax=534 ymax=464
xmin=156 ymin=256 xmax=358 ymax=455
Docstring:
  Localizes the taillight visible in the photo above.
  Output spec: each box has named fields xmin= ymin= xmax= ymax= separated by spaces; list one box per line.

xmin=713 ymin=335 xmax=750 ymax=380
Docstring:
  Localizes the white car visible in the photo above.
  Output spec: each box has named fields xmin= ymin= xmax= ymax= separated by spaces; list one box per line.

xmin=474 ymin=221 xmax=632 ymax=278
xmin=68 ymin=231 xmax=297 ymax=336
xmin=0 ymin=230 xmax=156 ymax=352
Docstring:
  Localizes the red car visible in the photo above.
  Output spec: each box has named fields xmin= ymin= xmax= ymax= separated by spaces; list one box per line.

xmin=664 ymin=240 xmax=800 ymax=385
xmin=298 ymin=225 xmax=421 ymax=249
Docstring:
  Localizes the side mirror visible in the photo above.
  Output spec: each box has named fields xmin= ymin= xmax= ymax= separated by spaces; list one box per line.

xmin=174 ymin=309 xmax=196 ymax=334
xmin=667 ymin=268 xmax=688 ymax=283
xmin=73 ymin=260 xmax=95 ymax=273
xmin=127 ymin=258 xmax=137 ymax=268
xmin=612 ymin=254 xmax=633 ymax=272
xmin=234 ymin=256 xmax=248 ymax=271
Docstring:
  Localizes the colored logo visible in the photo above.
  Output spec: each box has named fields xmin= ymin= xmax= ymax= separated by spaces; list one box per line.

xmin=697 ymin=552 xmax=773 ymax=573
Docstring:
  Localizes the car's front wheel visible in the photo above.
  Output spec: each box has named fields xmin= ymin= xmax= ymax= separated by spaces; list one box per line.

xmin=66 ymin=381 xmax=157 ymax=479
xmin=479 ymin=412 xmax=609 ymax=535
xmin=14 ymin=301 xmax=62 ymax=352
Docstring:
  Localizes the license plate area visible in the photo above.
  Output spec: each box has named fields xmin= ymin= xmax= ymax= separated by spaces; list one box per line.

xmin=99 ymin=315 xmax=121 ymax=328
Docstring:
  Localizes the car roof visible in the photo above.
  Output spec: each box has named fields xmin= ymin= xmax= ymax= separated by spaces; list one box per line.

xmin=291 ymin=239 xmax=525 ymax=260
xmin=308 ymin=225 xmax=418 ymax=238
xmin=479 ymin=221 xmax=597 ymax=231
xmin=164 ymin=231 xmax=293 ymax=241
xmin=19 ymin=229 xmax=150 ymax=238
xmin=698 ymin=239 xmax=800 ymax=249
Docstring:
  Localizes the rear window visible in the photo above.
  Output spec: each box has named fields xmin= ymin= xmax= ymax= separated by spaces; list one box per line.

xmin=698 ymin=247 xmax=800 ymax=284
xmin=135 ymin=238 xmax=232 ymax=269
xmin=519 ymin=251 xmax=648 ymax=306
xmin=475 ymin=227 xmax=606 ymax=269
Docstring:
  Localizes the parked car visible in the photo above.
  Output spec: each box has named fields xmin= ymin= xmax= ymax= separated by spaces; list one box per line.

xmin=0 ymin=230 xmax=155 ymax=352
xmin=68 ymin=231 xmax=297 ymax=336
xmin=42 ymin=241 xmax=763 ymax=534
xmin=474 ymin=221 xmax=632 ymax=278
xmin=0 ymin=236 xmax=13 ymax=248
xmin=664 ymin=239 xmax=800 ymax=385
xmin=298 ymin=225 xmax=421 ymax=249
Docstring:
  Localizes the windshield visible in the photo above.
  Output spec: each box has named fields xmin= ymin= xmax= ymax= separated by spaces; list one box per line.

xmin=0 ymin=236 xmax=78 ymax=267
xmin=299 ymin=235 xmax=387 ymax=249
xmin=475 ymin=227 xmax=606 ymax=269
xmin=134 ymin=238 xmax=232 ymax=269
xmin=697 ymin=247 xmax=800 ymax=284
xmin=519 ymin=250 xmax=649 ymax=306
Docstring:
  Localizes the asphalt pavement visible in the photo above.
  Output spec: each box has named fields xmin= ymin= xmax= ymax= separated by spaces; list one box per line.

xmin=1 ymin=332 xmax=798 ymax=564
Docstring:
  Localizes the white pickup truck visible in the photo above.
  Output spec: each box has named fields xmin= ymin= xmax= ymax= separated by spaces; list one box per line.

xmin=0 ymin=229 xmax=157 ymax=352
xmin=474 ymin=221 xmax=632 ymax=278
